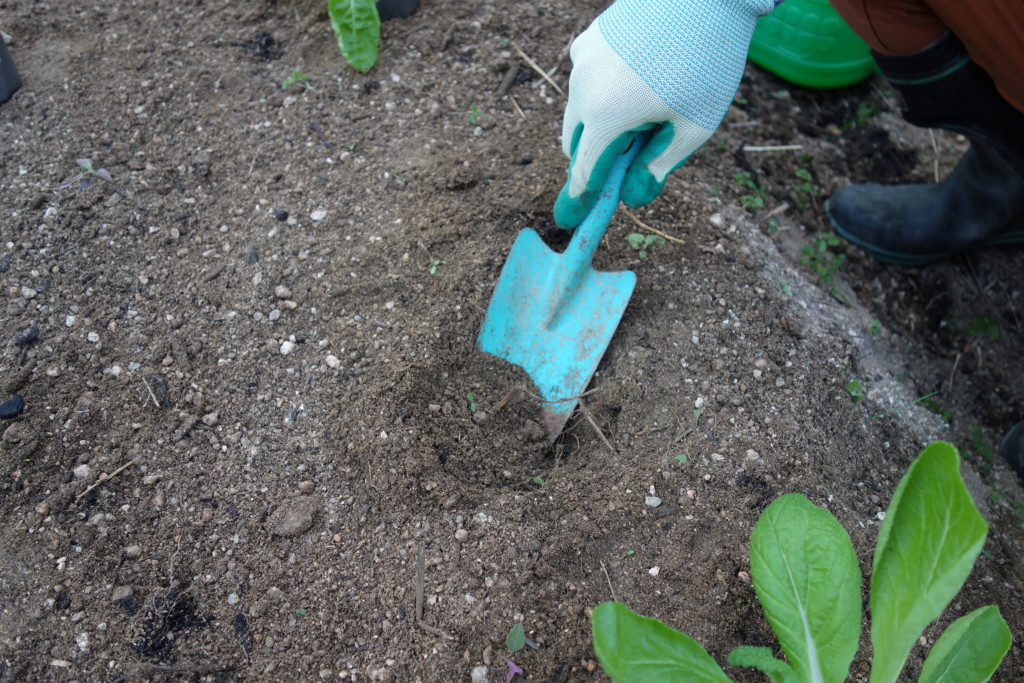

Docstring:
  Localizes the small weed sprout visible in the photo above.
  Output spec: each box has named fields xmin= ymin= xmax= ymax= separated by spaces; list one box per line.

xmin=531 ymin=476 xmax=546 ymax=488
xmin=962 ymin=315 xmax=1001 ymax=341
xmin=800 ymin=231 xmax=846 ymax=283
xmin=626 ymin=233 xmax=665 ymax=259
xmin=281 ymin=70 xmax=310 ymax=89
xmin=843 ymin=379 xmax=866 ymax=403
xmin=63 ymin=159 xmax=114 ymax=191
xmin=468 ymin=103 xmax=481 ymax=126
xmin=733 ymin=171 xmax=769 ymax=213
xmin=506 ymin=623 xmax=526 ymax=652
xmin=418 ymin=242 xmax=441 ymax=274
xmin=779 ymin=281 xmax=794 ymax=298
xmin=466 ymin=393 xmax=477 ymax=414
xmin=868 ymin=318 xmax=883 ymax=336
xmin=792 ymin=167 xmax=816 ymax=210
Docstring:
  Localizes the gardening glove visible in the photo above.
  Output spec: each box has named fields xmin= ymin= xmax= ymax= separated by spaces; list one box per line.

xmin=555 ymin=0 xmax=777 ymax=229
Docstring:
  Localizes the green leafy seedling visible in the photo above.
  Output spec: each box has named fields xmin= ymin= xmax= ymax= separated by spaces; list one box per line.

xmin=621 ymin=549 xmax=635 ymax=559
xmin=963 ymin=315 xmax=1001 ymax=342
xmin=591 ymin=442 xmax=1010 ymax=683
xmin=792 ymin=168 xmax=816 ymax=211
xmin=281 ymin=70 xmax=310 ymax=89
xmin=531 ymin=476 xmax=546 ymax=488
xmin=626 ymin=233 xmax=666 ymax=259
xmin=733 ymin=171 xmax=770 ymax=213
xmin=844 ymin=379 xmax=865 ymax=403
xmin=780 ymin=281 xmax=794 ymax=298
xmin=328 ymin=0 xmax=381 ymax=73
xmin=800 ymin=232 xmax=846 ymax=283
xmin=506 ymin=623 xmax=526 ymax=653
xmin=868 ymin=318 xmax=883 ymax=336
xmin=674 ymin=454 xmax=688 ymax=464
xmin=468 ymin=103 xmax=481 ymax=126
xmin=466 ymin=393 xmax=477 ymax=414
xmin=418 ymin=242 xmax=441 ymax=275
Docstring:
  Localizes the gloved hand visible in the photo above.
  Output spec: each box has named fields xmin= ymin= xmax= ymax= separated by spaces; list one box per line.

xmin=555 ymin=0 xmax=777 ymax=229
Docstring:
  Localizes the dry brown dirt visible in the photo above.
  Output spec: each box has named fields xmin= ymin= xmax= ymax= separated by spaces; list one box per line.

xmin=1 ymin=1 xmax=1022 ymax=681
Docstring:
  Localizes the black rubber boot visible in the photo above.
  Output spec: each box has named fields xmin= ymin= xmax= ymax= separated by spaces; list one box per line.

xmin=827 ymin=33 xmax=1024 ymax=266
xmin=1002 ymin=421 xmax=1024 ymax=479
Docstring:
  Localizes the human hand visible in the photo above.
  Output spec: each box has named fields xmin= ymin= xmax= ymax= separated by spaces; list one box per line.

xmin=555 ymin=0 xmax=776 ymax=229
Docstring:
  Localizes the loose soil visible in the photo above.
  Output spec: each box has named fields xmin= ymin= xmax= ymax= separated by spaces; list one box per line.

xmin=1 ymin=1 xmax=1022 ymax=681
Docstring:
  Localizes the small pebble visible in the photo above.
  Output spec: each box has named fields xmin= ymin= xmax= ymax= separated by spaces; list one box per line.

xmin=325 ymin=355 xmax=341 ymax=369
xmin=310 ymin=209 xmax=327 ymax=222
xmin=227 ymin=593 xmax=239 ymax=605
xmin=649 ymin=566 xmax=660 ymax=577
xmin=744 ymin=449 xmax=760 ymax=461
xmin=274 ymin=209 xmax=288 ymax=221
xmin=274 ymin=285 xmax=292 ymax=299
xmin=470 ymin=666 xmax=488 ymax=683
xmin=87 ymin=332 xmax=100 ymax=343
xmin=645 ymin=496 xmax=662 ymax=508
xmin=124 ymin=545 xmax=142 ymax=559
xmin=280 ymin=341 xmax=296 ymax=355
xmin=202 ymin=412 xmax=219 ymax=426
xmin=73 ymin=464 xmax=92 ymax=480
xmin=0 ymin=395 xmax=25 ymax=419
xmin=35 ymin=501 xmax=50 ymax=516
xmin=454 ymin=528 xmax=469 ymax=542
xmin=298 ymin=480 xmax=314 ymax=494
xmin=111 ymin=586 xmax=133 ymax=602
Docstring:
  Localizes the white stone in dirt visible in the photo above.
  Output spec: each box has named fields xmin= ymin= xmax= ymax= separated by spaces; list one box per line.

xmin=710 ymin=453 xmax=725 ymax=461
xmin=645 ymin=496 xmax=662 ymax=507
xmin=274 ymin=284 xmax=291 ymax=299
xmin=202 ymin=412 xmax=219 ymax=426
xmin=325 ymin=355 xmax=341 ymax=369
xmin=470 ymin=666 xmax=488 ymax=683
xmin=73 ymin=464 xmax=92 ymax=480
xmin=86 ymin=332 xmax=100 ymax=343
xmin=310 ymin=209 xmax=327 ymax=221
xmin=268 ymin=500 xmax=318 ymax=537
xmin=124 ymin=545 xmax=142 ymax=559
xmin=744 ymin=449 xmax=760 ymax=461
xmin=269 ymin=309 xmax=281 ymax=321
xmin=227 ymin=593 xmax=239 ymax=605
xmin=111 ymin=585 xmax=132 ymax=601
xmin=65 ymin=315 xmax=77 ymax=327
xmin=455 ymin=528 xmax=469 ymax=542
xmin=280 ymin=340 xmax=296 ymax=355
xmin=649 ymin=566 xmax=660 ymax=577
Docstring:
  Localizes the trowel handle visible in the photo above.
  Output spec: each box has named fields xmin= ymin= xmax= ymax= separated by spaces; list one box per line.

xmin=567 ymin=130 xmax=653 ymax=269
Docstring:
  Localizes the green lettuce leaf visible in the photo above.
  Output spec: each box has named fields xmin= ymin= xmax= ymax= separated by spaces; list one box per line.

xmin=592 ymin=602 xmax=732 ymax=683
xmin=328 ymin=0 xmax=380 ymax=73
xmin=870 ymin=442 xmax=988 ymax=683
xmin=727 ymin=645 xmax=797 ymax=683
xmin=918 ymin=605 xmax=1011 ymax=683
xmin=750 ymin=493 xmax=861 ymax=683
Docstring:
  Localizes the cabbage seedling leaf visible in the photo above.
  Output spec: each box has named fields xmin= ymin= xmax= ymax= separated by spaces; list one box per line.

xmin=870 ymin=442 xmax=988 ymax=683
xmin=328 ymin=0 xmax=381 ymax=73
xmin=591 ymin=602 xmax=731 ymax=683
xmin=918 ymin=605 xmax=1011 ymax=683
xmin=727 ymin=645 xmax=797 ymax=683
xmin=750 ymin=493 xmax=861 ymax=683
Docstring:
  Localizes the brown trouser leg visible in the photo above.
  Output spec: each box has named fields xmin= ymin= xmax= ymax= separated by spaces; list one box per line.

xmin=827 ymin=0 xmax=1024 ymax=114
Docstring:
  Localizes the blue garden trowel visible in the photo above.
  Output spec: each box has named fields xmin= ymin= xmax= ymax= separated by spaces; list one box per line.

xmin=477 ymin=133 xmax=649 ymax=442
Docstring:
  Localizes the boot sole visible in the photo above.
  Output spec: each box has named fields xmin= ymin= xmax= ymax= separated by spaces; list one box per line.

xmin=827 ymin=208 xmax=1024 ymax=267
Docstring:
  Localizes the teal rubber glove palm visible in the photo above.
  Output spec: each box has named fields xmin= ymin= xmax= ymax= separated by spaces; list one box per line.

xmin=555 ymin=0 xmax=777 ymax=229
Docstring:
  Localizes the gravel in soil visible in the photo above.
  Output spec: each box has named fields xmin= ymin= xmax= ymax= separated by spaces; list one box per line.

xmin=1 ymin=1 xmax=1022 ymax=681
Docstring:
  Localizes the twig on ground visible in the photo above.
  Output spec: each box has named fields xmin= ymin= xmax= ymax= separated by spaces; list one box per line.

xmin=76 ymin=459 xmax=138 ymax=501
xmin=415 ymin=545 xmax=455 ymax=640
xmin=599 ymin=561 xmax=618 ymax=602
xmin=579 ymin=402 xmax=616 ymax=455
xmin=140 ymin=377 xmax=160 ymax=408
xmin=514 ymin=46 xmax=564 ymax=96
xmin=762 ymin=202 xmax=790 ymax=222
xmin=496 ymin=64 xmax=518 ymax=97
xmin=621 ymin=209 xmax=685 ymax=244
xmin=740 ymin=144 xmax=803 ymax=153
xmin=509 ymin=95 xmax=526 ymax=120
